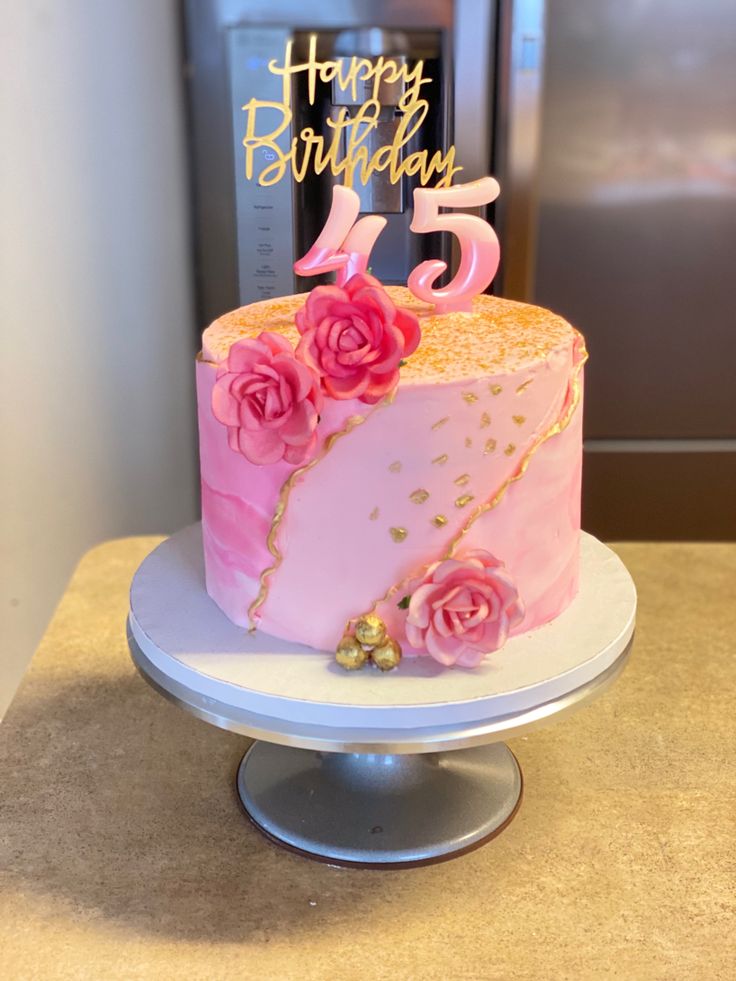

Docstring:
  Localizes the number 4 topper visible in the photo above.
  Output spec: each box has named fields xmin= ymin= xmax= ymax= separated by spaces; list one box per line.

xmin=294 ymin=177 xmax=501 ymax=312
xmin=293 ymin=185 xmax=387 ymax=287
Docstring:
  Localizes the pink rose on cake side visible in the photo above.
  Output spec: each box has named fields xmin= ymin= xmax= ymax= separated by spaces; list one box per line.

xmin=404 ymin=550 xmax=525 ymax=667
xmin=212 ymin=331 xmax=323 ymax=466
xmin=295 ymin=273 xmax=421 ymax=404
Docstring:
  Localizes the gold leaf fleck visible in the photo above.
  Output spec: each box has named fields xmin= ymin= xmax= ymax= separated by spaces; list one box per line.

xmin=431 ymin=416 xmax=450 ymax=431
xmin=462 ymin=392 xmax=478 ymax=404
xmin=388 ymin=460 xmax=402 ymax=473
xmin=432 ymin=514 xmax=448 ymax=528
xmin=490 ymin=384 xmax=503 ymax=396
xmin=480 ymin=412 xmax=491 ymax=429
xmin=454 ymin=473 xmax=471 ymax=486
xmin=455 ymin=494 xmax=475 ymax=508
xmin=512 ymin=415 xmax=526 ymax=426
xmin=516 ymin=379 xmax=534 ymax=394
xmin=484 ymin=438 xmax=497 ymax=455
xmin=504 ymin=443 xmax=516 ymax=456
xmin=369 ymin=507 xmax=380 ymax=521
xmin=465 ymin=437 xmax=473 ymax=448
xmin=432 ymin=453 xmax=449 ymax=466
xmin=389 ymin=527 xmax=408 ymax=542
xmin=409 ymin=488 xmax=430 ymax=505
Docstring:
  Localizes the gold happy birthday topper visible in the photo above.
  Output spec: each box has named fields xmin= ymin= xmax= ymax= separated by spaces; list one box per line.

xmin=241 ymin=35 xmax=462 ymax=189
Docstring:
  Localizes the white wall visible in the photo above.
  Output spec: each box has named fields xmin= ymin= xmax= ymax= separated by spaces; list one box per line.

xmin=0 ymin=0 xmax=198 ymax=717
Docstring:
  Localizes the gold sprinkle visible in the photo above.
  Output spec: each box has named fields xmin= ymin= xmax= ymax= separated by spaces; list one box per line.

xmin=454 ymin=473 xmax=471 ymax=486
xmin=388 ymin=461 xmax=402 ymax=473
xmin=455 ymin=494 xmax=475 ymax=508
xmin=432 ymin=453 xmax=449 ymax=466
xmin=484 ymin=438 xmax=497 ymax=455
xmin=490 ymin=384 xmax=503 ymax=395
xmin=516 ymin=379 xmax=534 ymax=394
xmin=432 ymin=514 xmax=448 ymax=528
xmin=480 ymin=412 xmax=491 ymax=429
xmin=465 ymin=437 xmax=473 ymax=448
xmin=409 ymin=488 xmax=430 ymax=504
xmin=369 ymin=507 xmax=380 ymax=521
xmin=504 ymin=443 xmax=516 ymax=456
xmin=390 ymin=527 xmax=408 ymax=542
xmin=462 ymin=392 xmax=478 ymax=404
xmin=431 ymin=416 xmax=450 ymax=431
xmin=512 ymin=415 xmax=526 ymax=426
xmin=359 ymin=332 xmax=589 ymax=619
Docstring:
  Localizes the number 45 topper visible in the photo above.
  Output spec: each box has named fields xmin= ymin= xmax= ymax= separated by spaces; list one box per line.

xmin=294 ymin=177 xmax=501 ymax=314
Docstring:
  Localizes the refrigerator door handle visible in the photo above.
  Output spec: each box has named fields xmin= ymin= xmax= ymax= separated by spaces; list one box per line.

xmin=494 ymin=0 xmax=547 ymax=301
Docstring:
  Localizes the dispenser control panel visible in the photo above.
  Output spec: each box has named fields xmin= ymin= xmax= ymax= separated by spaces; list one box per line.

xmin=227 ymin=27 xmax=296 ymax=304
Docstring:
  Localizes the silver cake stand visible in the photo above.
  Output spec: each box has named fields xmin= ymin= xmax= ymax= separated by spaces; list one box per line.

xmin=127 ymin=525 xmax=636 ymax=868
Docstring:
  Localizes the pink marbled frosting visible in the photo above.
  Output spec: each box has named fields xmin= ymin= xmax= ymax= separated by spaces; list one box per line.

xmin=197 ymin=290 xmax=585 ymax=661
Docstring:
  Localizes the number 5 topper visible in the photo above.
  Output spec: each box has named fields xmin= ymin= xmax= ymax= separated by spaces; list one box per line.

xmin=408 ymin=177 xmax=501 ymax=313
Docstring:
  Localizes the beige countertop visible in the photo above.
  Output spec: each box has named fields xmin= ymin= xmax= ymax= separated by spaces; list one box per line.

xmin=1 ymin=537 xmax=734 ymax=980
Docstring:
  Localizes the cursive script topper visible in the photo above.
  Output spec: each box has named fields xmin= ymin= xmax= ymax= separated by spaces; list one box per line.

xmin=240 ymin=35 xmax=462 ymax=190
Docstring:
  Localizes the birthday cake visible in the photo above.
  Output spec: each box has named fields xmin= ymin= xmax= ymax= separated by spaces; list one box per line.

xmin=196 ymin=246 xmax=586 ymax=671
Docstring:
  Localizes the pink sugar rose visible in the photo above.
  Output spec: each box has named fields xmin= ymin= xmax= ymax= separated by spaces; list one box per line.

xmin=295 ymin=273 xmax=421 ymax=404
xmin=212 ymin=331 xmax=322 ymax=466
xmin=405 ymin=550 xmax=525 ymax=667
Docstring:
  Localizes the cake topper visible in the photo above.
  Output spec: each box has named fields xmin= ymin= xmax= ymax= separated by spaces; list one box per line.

xmin=240 ymin=35 xmax=461 ymax=189
xmin=237 ymin=35 xmax=502 ymax=312
xmin=296 ymin=179 xmax=500 ymax=313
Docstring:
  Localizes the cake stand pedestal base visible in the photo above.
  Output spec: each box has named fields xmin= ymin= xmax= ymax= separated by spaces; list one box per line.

xmin=128 ymin=526 xmax=636 ymax=868
xmin=236 ymin=742 xmax=522 ymax=867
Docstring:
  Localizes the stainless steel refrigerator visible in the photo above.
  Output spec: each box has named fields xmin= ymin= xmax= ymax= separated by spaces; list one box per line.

xmin=184 ymin=0 xmax=736 ymax=538
xmin=532 ymin=0 xmax=736 ymax=538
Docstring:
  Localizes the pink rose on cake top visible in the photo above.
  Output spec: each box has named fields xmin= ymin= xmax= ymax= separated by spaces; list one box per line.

xmin=211 ymin=331 xmax=322 ymax=466
xmin=404 ymin=550 xmax=525 ymax=668
xmin=295 ymin=273 xmax=421 ymax=404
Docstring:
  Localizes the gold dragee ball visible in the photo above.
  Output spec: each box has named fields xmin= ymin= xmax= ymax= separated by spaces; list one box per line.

xmin=354 ymin=614 xmax=386 ymax=648
xmin=371 ymin=637 xmax=402 ymax=672
xmin=335 ymin=635 xmax=368 ymax=671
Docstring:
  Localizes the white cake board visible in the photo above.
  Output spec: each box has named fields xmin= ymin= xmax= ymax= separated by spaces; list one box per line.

xmin=127 ymin=524 xmax=635 ymax=866
xmin=129 ymin=525 xmax=635 ymax=748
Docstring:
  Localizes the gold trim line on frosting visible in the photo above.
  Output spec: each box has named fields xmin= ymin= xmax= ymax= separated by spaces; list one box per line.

xmin=246 ymin=383 xmax=400 ymax=627
xmin=442 ymin=333 xmax=587 ymax=558
xmin=247 ymin=411 xmax=370 ymax=627
xmin=367 ymin=332 xmax=588 ymax=612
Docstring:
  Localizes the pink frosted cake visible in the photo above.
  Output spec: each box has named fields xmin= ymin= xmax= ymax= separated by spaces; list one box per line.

xmin=196 ymin=274 xmax=587 ymax=671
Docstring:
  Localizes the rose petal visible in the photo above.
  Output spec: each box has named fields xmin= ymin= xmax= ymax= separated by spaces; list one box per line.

xmin=360 ymin=369 xmax=399 ymax=403
xmin=260 ymin=331 xmax=293 ymax=356
xmin=226 ymin=426 xmax=240 ymax=453
xmin=454 ymin=646 xmax=489 ymax=668
xmin=211 ymin=377 xmax=241 ymax=426
xmin=343 ymin=272 xmax=383 ymax=296
xmin=302 ymin=285 xmax=347 ymax=329
xmin=279 ymin=399 xmax=317 ymax=444
xmin=367 ymin=323 xmax=404 ymax=374
xmin=237 ymin=426 xmax=284 ymax=465
xmin=395 ymin=307 xmax=421 ymax=356
xmin=351 ymin=284 xmax=397 ymax=324
xmin=238 ymin=396 xmax=264 ymax=431
xmin=284 ymin=431 xmax=318 ymax=465
xmin=324 ymin=371 xmax=369 ymax=401
xmin=227 ymin=338 xmax=269 ymax=373
xmin=424 ymin=629 xmax=463 ymax=666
